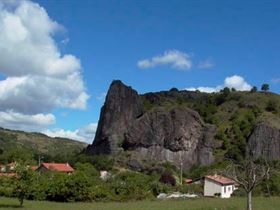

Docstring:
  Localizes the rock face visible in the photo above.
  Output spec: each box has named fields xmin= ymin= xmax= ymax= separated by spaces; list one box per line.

xmin=87 ymin=80 xmax=143 ymax=154
xmin=247 ymin=122 xmax=280 ymax=160
xmin=123 ymin=107 xmax=215 ymax=169
xmin=87 ymin=80 xmax=215 ymax=170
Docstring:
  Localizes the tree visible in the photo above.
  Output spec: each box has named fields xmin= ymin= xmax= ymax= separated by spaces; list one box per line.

xmin=169 ymin=87 xmax=179 ymax=92
xmin=250 ymin=86 xmax=257 ymax=93
xmin=15 ymin=163 xmax=34 ymax=206
xmin=261 ymin=84 xmax=269 ymax=92
xmin=224 ymin=159 xmax=270 ymax=210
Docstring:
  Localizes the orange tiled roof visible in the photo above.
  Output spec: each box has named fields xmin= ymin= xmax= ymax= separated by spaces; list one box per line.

xmin=41 ymin=163 xmax=74 ymax=173
xmin=31 ymin=166 xmax=38 ymax=171
xmin=206 ymin=175 xmax=235 ymax=185
xmin=184 ymin=178 xmax=193 ymax=183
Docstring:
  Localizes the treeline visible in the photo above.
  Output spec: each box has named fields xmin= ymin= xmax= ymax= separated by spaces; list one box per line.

xmin=0 ymin=160 xmax=202 ymax=203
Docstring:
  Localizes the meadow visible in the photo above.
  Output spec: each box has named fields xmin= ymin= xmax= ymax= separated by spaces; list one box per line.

xmin=1 ymin=197 xmax=280 ymax=210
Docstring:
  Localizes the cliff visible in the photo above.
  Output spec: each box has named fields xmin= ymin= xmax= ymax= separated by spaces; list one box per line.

xmin=87 ymin=80 xmax=215 ymax=170
xmin=87 ymin=80 xmax=280 ymax=170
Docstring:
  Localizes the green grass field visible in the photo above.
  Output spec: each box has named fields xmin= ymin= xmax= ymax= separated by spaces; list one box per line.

xmin=0 ymin=197 xmax=280 ymax=210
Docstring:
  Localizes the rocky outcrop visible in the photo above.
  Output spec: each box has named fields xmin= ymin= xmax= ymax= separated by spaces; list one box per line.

xmin=87 ymin=80 xmax=216 ymax=170
xmin=123 ymin=107 xmax=215 ymax=169
xmin=86 ymin=80 xmax=143 ymax=154
xmin=247 ymin=122 xmax=280 ymax=160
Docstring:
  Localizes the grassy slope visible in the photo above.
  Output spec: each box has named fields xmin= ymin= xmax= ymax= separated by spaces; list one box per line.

xmin=1 ymin=197 xmax=280 ymax=210
xmin=0 ymin=128 xmax=88 ymax=161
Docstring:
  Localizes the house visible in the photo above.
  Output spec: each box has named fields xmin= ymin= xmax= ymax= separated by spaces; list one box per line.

xmin=36 ymin=163 xmax=74 ymax=174
xmin=204 ymin=174 xmax=236 ymax=198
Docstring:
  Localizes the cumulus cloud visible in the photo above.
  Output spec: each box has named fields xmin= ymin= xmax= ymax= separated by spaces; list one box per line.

xmin=43 ymin=123 xmax=97 ymax=143
xmin=137 ymin=50 xmax=192 ymax=70
xmin=0 ymin=110 xmax=55 ymax=131
xmin=224 ymin=75 xmax=252 ymax=90
xmin=0 ymin=0 xmax=89 ymax=131
xmin=186 ymin=75 xmax=252 ymax=93
xmin=197 ymin=58 xmax=214 ymax=69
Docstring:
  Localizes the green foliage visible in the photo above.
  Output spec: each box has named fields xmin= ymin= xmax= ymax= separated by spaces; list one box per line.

xmin=169 ymin=87 xmax=179 ymax=92
xmin=266 ymin=100 xmax=278 ymax=113
xmin=142 ymin=99 xmax=154 ymax=111
xmin=0 ymin=148 xmax=35 ymax=164
xmin=0 ymin=128 xmax=86 ymax=165
xmin=261 ymin=83 xmax=270 ymax=92
xmin=108 ymin=171 xmax=155 ymax=201
xmin=15 ymin=163 xmax=35 ymax=206
xmin=251 ymin=86 xmax=258 ymax=93
xmin=225 ymin=109 xmax=257 ymax=161
xmin=91 ymin=155 xmax=114 ymax=171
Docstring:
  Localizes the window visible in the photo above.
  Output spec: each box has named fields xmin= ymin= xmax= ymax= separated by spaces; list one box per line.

xmin=228 ymin=186 xmax=231 ymax=191
xmin=224 ymin=186 xmax=226 ymax=193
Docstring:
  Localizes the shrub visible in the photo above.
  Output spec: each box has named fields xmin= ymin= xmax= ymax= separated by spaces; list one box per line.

xmin=266 ymin=100 xmax=278 ymax=113
xmin=159 ymin=172 xmax=176 ymax=186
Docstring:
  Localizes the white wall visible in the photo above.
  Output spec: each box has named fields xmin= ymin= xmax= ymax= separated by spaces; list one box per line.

xmin=221 ymin=185 xmax=234 ymax=198
xmin=204 ymin=179 xmax=222 ymax=197
xmin=204 ymin=178 xmax=234 ymax=198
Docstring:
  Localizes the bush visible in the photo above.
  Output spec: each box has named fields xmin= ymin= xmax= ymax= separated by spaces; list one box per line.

xmin=159 ymin=172 xmax=176 ymax=186
xmin=266 ymin=100 xmax=278 ymax=113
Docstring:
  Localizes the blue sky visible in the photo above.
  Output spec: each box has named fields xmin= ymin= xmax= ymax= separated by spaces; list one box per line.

xmin=0 ymin=0 xmax=279 ymax=143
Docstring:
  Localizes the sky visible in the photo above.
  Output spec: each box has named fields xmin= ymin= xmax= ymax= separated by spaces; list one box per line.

xmin=0 ymin=0 xmax=279 ymax=143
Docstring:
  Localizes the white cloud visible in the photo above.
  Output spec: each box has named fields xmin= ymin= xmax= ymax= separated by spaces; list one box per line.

xmin=0 ymin=1 xmax=89 ymax=131
xmin=271 ymin=78 xmax=280 ymax=84
xmin=0 ymin=110 xmax=55 ymax=131
xmin=137 ymin=50 xmax=192 ymax=70
xmin=197 ymin=58 xmax=214 ymax=69
xmin=43 ymin=123 xmax=97 ymax=143
xmin=224 ymin=75 xmax=252 ymax=91
xmin=186 ymin=75 xmax=252 ymax=93
xmin=186 ymin=86 xmax=221 ymax=93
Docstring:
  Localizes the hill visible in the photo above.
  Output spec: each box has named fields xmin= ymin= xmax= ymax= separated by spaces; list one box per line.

xmin=86 ymin=80 xmax=280 ymax=172
xmin=0 ymin=127 xmax=87 ymax=164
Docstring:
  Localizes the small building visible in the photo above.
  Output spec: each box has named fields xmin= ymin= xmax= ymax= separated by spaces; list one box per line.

xmin=36 ymin=163 xmax=74 ymax=174
xmin=204 ymin=174 xmax=236 ymax=198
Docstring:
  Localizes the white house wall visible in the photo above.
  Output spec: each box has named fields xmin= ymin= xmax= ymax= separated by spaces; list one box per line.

xmin=204 ymin=178 xmax=234 ymax=198
xmin=204 ymin=179 xmax=222 ymax=197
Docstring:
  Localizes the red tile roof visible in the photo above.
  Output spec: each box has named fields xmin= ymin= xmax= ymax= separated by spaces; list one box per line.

xmin=31 ymin=166 xmax=38 ymax=171
xmin=40 ymin=163 xmax=74 ymax=173
xmin=184 ymin=178 xmax=193 ymax=184
xmin=205 ymin=175 xmax=235 ymax=185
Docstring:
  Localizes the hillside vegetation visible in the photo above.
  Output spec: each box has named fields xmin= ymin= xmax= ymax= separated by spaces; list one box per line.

xmin=0 ymin=128 xmax=87 ymax=164
xmin=141 ymin=89 xmax=280 ymax=163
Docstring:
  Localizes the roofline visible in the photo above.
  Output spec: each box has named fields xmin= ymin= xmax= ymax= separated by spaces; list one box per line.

xmin=205 ymin=176 xmax=235 ymax=186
